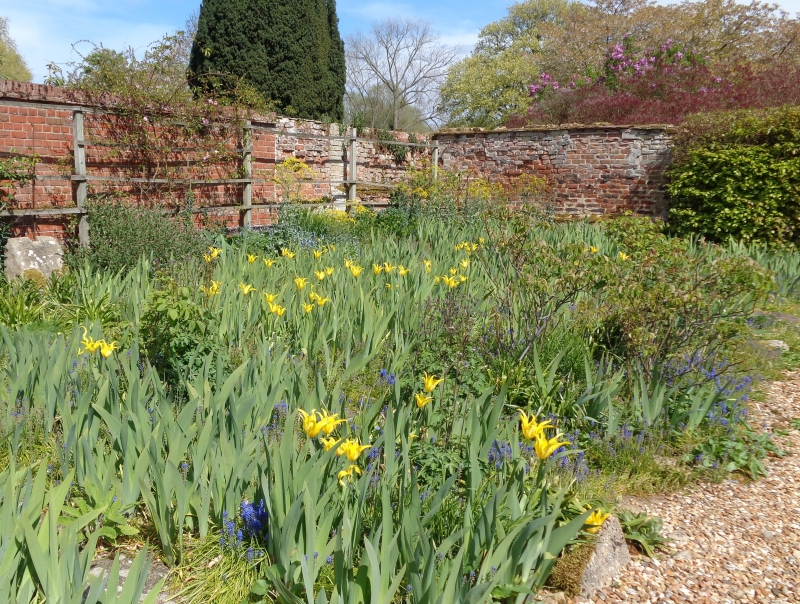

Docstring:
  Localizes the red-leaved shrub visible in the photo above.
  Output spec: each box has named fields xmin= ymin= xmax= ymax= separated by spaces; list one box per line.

xmin=512 ymin=39 xmax=800 ymax=126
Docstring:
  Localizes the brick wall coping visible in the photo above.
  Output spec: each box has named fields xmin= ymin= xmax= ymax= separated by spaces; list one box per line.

xmin=433 ymin=123 xmax=677 ymax=137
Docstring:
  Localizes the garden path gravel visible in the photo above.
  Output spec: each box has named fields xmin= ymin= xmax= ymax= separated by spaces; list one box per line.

xmin=573 ymin=371 xmax=800 ymax=604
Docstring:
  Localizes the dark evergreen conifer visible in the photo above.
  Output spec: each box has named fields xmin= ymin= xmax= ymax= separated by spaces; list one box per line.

xmin=189 ymin=0 xmax=345 ymax=121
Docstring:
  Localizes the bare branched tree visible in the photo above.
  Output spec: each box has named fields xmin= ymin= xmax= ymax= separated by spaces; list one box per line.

xmin=345 ymin=18 xmax=460 ymax=131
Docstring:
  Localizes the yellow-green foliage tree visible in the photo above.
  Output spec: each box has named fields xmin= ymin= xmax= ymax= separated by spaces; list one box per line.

xmin=0 ymin=16 xmax=32 ymax=82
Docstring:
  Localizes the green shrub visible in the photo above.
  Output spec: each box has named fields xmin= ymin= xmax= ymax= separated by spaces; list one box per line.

xmin=668 ymin=106 xmax=800 ymax=245
xmin=69 ymin=198 xmax=212 ymax=274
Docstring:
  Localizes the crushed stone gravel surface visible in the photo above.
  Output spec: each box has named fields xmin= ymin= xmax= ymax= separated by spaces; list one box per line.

xmin=573 ymin=372 xmax=800 ymax=604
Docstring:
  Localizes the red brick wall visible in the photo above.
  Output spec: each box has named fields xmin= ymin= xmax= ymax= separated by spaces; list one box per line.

xmin=433 ymin=126 xmax=673 ymax=216
xmin=2 ymin=80 xmax=675 ymax=243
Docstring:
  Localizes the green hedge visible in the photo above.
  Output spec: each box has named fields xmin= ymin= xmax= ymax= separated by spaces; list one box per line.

xmin=668 ymin=106 xmax=800 ymax=245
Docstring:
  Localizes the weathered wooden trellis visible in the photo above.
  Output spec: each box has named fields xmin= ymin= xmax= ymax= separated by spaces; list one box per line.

xmin=1 ymin=101 xmax=438 ymax=246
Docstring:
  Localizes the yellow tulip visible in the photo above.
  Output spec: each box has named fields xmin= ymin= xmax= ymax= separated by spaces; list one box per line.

xmin=203 ymin=254 xmax=212 ymax=263
xmin=315 ymin=270 xmax=326 ymax=281
xmin=519 ymin=411 xmax=552 ymax=441
xmin=325 ymin=266 xmax=335 ymax=276
xmin=590 ymin=246 xmax=599 ymax=254
xmin=423 ymin=259 xmax=432 ymax=273
xmin=619 ymin=252 xmax=629 ymax=261
xmin=422 ymin=372 xmax=444 ymax=393
xmin=281 ymin=248 xmax=296 ymax=259
xmin=338 ymin=438 xmax=372 ymax=462
xmin=294 ymin=277 xmax=309 ymax=290
xmin=460 ymin=259 xmax=470 ymax=269
xmin=383 ymin=262 xmax=396 ymax=273
xmin=263 ymin=258 xmax=276 ymax=268
xmin=585 ymin=509 xmax=610 ymax=534
xmin=319 ymin=436 xmax=340 ymax=451
xmin=478 ymin=238 xmax=485 ymax=245
xmin=309 ymin=291 xmax=321 ymax=302
xmin=264 ymin=292 xmax=278 ymax=304
xmin=207 ymin=246 xmax=221 ymax=259
xmin=434 ymin=276 xmax=441 ymax=284
xmin=313 ymin=249 xmax=323 ymax=260
xmin=338 ymin=464 xmax=362 ymax=486
xmin=247 ymin=254 xmax=257 ymax=263
xmin=329 ymin=244 xmax=336 ymax=251
xmin=449 ymin=268 xmax=458 ymax=276
xmin=349 ymin=265 xmax=363 ymax=277
xmin=316 ymin=296 xmax=331 ymax=307
xmin=398 ymin=265 xmax=409 ymax=276
xmin=442 ymin=276 xmax=459 ymax=288
xmin=78 ymin=327 xmax=101 ymax=355
xmin=373 ymin=264 xmax=383 ymax=275
xmin=239 ymin=283 xmax=256 ymax=295
xmin=269 ymin=303 xmax=286 ymax=316
xmin=99 ymin=340 xmax=118 ymax=358
xmin=298 ymin=409 xmax=324 ymax=438
xmin=302 ymin=303 xmax=314 ymax=313
xmin=201 ymin=280 xmax=221 ymax=297
xmin=533 ymin=432 xmax=571 ymax=460
xmin=414 ymin=392 xmax=433 ymax=409
xmin=318 ymin=410 xmax=347 ymax=435
xmin=344 ymin=258 xmax=353 ymax=268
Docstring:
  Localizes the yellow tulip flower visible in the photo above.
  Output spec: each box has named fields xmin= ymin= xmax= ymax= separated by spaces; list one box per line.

xmin=533 ymin=432 xmax=571 ymax=460
xmin=319 ymin=436 xmax=341 ymax=451
xmin=207 ymin=246 xmax=221 ymax=259
xmin=415 ymin=392 xmax=433 ymax=409
xmin=590 ymin=246 xmax=599 ymax=254
xmin=264 ymin=293 xmax=278 ymax=304
xmin=478 ymin=238 xmax=485 ymax=245
xmin=459 ymin=275 xmax=467 ymax=283
xmin=338 ymin=464 xmax=362 ymax=486
xmin=325 ymin=266 xmax=334 ymax=276
xmin=201 ymin=280 xmax=221 ymax=297
xmin=519 ymin=411 xmax=553 ymax=441
xmin=269 ymin=303 xmax=286 ymax=317
xmin=373 ymin=264 xmax=383 ymax=275
xmin=298 ymin=409 xmax=324 ymax=438
xmin=423 ymin=259 xmax=432 ymax=273
xmin=585 ymin=509 xmax=610 ymax=534
xmin=238 ymin=283 xmax=256 ymax=296
xmin=318 ymin=410 xmax=347 ymax=435
xmin=422 ymin=372 xmax=444 ymax=393
xmin=434 ymin=276 xmax=441 ymax=284
xmin=349 ymin=265 xmax=363 ymax=277
xmin=338 ymin=438 xmax=372 ymax=462
xmin=78 ymin=327 xmax=101 ymax=355
xmin=315 ymin=270 xmax=326 ymax=281
xmin=281 ymin=248 xmax=296 ymax=259
xmin=460 ymin=259 xmax=470 ymax=269
xmin=309 ymin=291 xmax=321 ymax=303
xmin=263 ymin=258 xmax=276 ymax=268
xmin=398 ymin=266 xmax=409 ymax=276
xmin=344 ymin=258 xmax=353 ymax=268
xmin=619 ymin=252 xmax=629 ymax=261
xmin=449 ymin=268 xmax=458 ymax=276
xmin=247 ymin=254 xmax=257 ymax=263
xmin=203 ymin=253 xmax=212 ymax=263
xmin=442 ymin=276 xmax=459 ymax=289
xmin=302 ymin=303 xmax=314 ymax=313
xmin=383 ymin=262 xmax=396 ymax=273
xmin=313 ymin=249 xmax=323 ymax=260
xmin=99 ymin=340 xmax=118 ymax=358
xmin=294 ymin=277 xmax=309 ymax=290
xmin=316 ymin=296 xmax=331 ymax=307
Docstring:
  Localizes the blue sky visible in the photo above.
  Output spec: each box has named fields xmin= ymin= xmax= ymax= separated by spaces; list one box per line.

xmin=3 ymin=1 xmax=512 ymax=83
xmin=5 ymin=0 xmax=800 ymax=83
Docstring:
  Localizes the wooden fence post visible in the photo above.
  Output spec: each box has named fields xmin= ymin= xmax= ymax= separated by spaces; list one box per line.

xmin=432 ymin=141 xmax=439 ymax=181
xmin=348 ymin=127 xmax=358 ymax=202
xmin=73 ymin=109 xmax=89 ymax=246
xmin=242 ymin=120 xmax=253 ymax=229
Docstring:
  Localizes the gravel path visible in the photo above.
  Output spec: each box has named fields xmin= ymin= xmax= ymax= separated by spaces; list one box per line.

xmin=574 ymin=372 xmax=800 ymax=604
